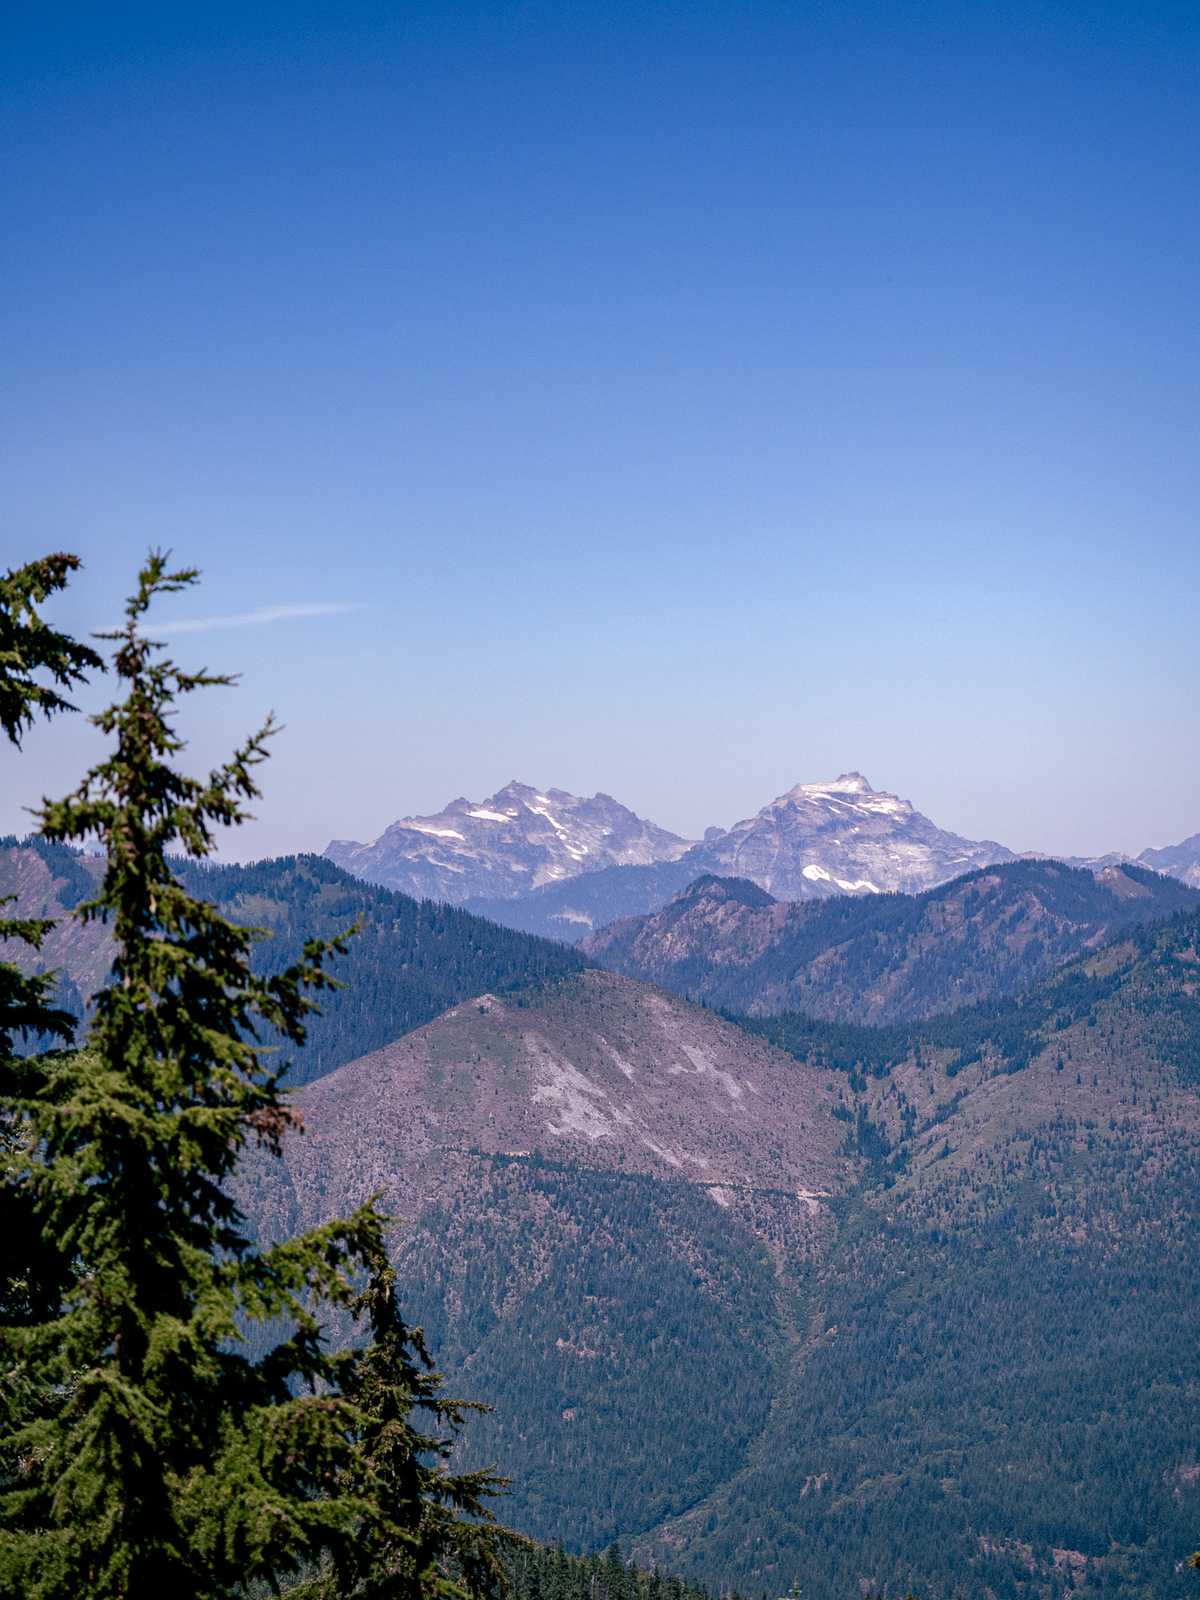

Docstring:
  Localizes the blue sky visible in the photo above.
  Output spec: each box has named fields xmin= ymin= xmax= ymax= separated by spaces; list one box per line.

xmin=3 ymin=1 xmax=1197 ymax=859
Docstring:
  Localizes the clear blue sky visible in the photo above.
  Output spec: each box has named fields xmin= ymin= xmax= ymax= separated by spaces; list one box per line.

xmin=3 ymin=1 xmax=1197 ymax=859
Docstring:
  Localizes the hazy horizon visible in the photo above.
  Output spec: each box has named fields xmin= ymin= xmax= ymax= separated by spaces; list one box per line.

xmin=4 ymin=652 xmax=1195 ymax=863
xmin=3 ymin=2 xmax=1197 ymax=861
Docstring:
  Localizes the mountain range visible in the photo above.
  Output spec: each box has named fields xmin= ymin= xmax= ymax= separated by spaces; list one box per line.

xmin=326 ymin=773 xmax=1200 ymax=942
xmin=11 ymin=812 xmax=1200 ymax=1597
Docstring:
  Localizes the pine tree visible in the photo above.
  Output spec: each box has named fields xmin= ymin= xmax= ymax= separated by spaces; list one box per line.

xmin=1 ymin=553 xmax=100 ymax=1364
xmin=291 ymin=1252 xmax=513 ymax=1600
xmin=0 ymin=553 xmax=508 ymax=1599
xmin=0 ymin=552 xmax=100 ymax=1082
xmin=0 ymin=553 xmax=101 ymax=748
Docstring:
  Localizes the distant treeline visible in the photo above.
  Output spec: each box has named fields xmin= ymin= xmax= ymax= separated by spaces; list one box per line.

xmin=506 ymin=1544 xmax=716 ymax=1600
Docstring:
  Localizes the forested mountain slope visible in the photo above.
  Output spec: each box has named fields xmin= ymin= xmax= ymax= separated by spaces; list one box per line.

xmin=237 ymin=924 xmax=1200 ymax=1599
xmin=237 ymin=970 xmax=850 ymax=1553
xmin=583 ymin=858 xmax=1199 ymax=1022
xmin=635 ymin=911 xmax=1200 ymax=1597
xmin=0 ymin=839 xmax=585 ymax=1084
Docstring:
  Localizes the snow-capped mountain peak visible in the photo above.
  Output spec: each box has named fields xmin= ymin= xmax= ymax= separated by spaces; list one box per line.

xmin=686 ymin=773 xmax=1013 ymax=899
xmin=788 ymin=771 xmax=872 ymax=797
xmin=780 ymin=773 xmax=914 ymax=820
xmin=325 ymin=783 xmax=695 ymax=903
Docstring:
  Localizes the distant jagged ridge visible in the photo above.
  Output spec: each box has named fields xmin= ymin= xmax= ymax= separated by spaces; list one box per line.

xmin=325 ymin=773 xmax=1200 ymax=941
xmin=331 ymin=772 xmax=1022 ymax=941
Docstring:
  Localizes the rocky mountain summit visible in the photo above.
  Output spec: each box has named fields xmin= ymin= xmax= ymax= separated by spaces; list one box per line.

xmin=686 ymin=772 xmax=1015 ymax=897
xmin=257 ymin=968 xmax=848 ymax=1223
xmin=325 ymin=781 xmax=694 ymax=904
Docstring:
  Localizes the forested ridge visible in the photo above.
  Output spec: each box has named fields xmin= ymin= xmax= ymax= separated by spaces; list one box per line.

xmin=174 ymin=853 xmax=589 ymax=1085
xmin=0 ymin=836 xmax=588 ymax=1085
xmin=633 ymin=913 xmax=1200 ymax=1596
xmin=585 ymin=860 xmax=1199 ymax=1023
xmin=737 ymin=905 xmax=1200 ymax=1089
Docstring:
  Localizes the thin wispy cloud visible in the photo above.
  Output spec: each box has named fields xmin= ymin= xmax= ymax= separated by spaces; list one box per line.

xmin=154 ymin=602 xmax=362 ymax=637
